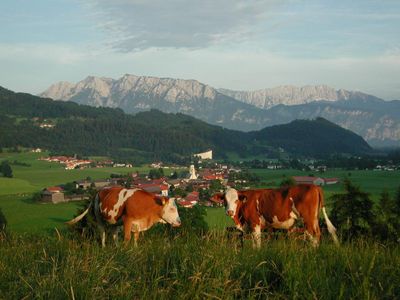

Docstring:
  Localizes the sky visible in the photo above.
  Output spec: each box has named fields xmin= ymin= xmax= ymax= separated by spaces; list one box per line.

xmin=0 ymin=0 xmax=399 ymax=99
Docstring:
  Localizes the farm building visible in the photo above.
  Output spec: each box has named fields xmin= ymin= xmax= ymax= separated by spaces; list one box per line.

xmin=178 ymin=191 xmax=199 ymax=208
xmin=293 ymin=176 xmax=325 ymax=186
xmin=75 ymin=179 xmax=112 ymax=190
xmin=194 ymin=150 xmax=213 ymax=160
xmin=293 ymin=176 xmax=340 ymax=186
xmin=41 ymin=187 xmax=65 ymax=204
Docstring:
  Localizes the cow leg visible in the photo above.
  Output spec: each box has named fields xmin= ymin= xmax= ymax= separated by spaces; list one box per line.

xmin=133 ymin=231 xmax=140 ymax=247
xmin=97 ymin=224 xmax=106 ymax=248
xmin=304 ymin=218 xmax=321 ymax=247
xmin=252 ymin=225 xmax=262 ymax=249
xmin=111 ymin=226 xmax=119 ymax=247
xmin=123 ymin=217 xmax=133 ymax=246
xmin=94 ymin=194 xmax=106 ymax=248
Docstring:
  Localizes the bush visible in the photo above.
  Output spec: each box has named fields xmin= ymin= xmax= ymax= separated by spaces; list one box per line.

xmin=330 ymin=179 xmax=375 ymax=240
xmin=0 ymin=208 xmax=7 ymax=235
xmin=0 ymin=161 xmax=13 ymax=178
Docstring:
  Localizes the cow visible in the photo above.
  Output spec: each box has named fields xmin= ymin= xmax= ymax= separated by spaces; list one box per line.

xmin=66 ymin=187 xmax=181 ymax=247
xmin=217 ymin=185 xmax=338 ymax=248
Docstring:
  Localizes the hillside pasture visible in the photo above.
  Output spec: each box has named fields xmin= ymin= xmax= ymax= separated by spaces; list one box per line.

xmin=252 ymin=168 xmax=400 ymax=201
xmin=0 ymin=233 xmax=399 ymax=299
xmin=0 ymin=151 xmax=152 ymax=196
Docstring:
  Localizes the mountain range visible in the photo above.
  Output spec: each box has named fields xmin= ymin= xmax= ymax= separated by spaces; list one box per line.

xmin=0 ymin=86 xmax=371 ymax=162
xmin=40 ymin=74 xmax=400 ymax=147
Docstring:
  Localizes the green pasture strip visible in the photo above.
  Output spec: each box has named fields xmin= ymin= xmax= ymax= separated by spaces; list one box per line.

xmin=0 ymin=194 xmax=230 ymax=234
xmin=0 ymin=152 xmax=152 ymax=195
xmin=0 ymin=234 xmax=399 ymax=299
xmin=204 ymin=207 xmax=234 ymax=230
xmin=0 ymin=194 xmax=81 ymax=234
xmin=0 ymin=178 xmax=37 ymax=195
xmin=252 ymin=168 xmax=400 ymax=201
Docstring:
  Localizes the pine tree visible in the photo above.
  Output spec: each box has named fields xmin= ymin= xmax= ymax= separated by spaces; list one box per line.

xmin=330 ymin=178 xmax=375 ymax=239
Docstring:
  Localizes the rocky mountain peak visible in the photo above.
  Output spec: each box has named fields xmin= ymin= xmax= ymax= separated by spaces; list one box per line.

xmin=218 ymin=85 xmax=381 ymax=109
xmin=40 ymin=74 xmax=217 ymax=104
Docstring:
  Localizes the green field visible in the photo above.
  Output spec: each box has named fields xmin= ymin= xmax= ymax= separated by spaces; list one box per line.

xmin=251 ymin=168 xmax=400 ymax=201
xmin=1 ymin=152 xmax=400 ymax=298
xmin=1 ymin=151 xmax=400 ymax=234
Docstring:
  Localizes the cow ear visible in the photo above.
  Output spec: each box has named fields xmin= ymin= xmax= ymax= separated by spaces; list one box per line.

xmin=155 ymin=196 xmax=166 ymax=206
xmin=238 ymin=194 xmax=247 ymax=203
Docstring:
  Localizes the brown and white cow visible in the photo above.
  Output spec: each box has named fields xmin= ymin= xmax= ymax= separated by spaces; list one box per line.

xmin=219 ymin=184 xmax=338 ymax=247
xmin=66 ymin=187 xmax=181 ymax=247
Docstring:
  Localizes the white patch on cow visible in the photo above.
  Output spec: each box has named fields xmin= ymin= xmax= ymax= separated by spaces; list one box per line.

xmin=271 ymin=215 xmax=296 ymax=230
xmin=290 ymin=199 xmax=300 ymax=217
xmin=225 ymin=188 xmax=239 ymax=217
xmin=161 ymin=198 xmax=181 ymax=226
xmin=104 ymin=189 xmax=138 ymax=224
xmin=259 ymin=215 xmax=266 ymax=227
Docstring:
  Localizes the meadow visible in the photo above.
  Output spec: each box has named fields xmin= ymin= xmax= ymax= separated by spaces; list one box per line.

xmin=0 ymin=232 xmax=399 ymax=299
xmin=1 ymin=151 xmax=400 ymax=233
xmin=1 ymin=152 xmax=400 ymax=298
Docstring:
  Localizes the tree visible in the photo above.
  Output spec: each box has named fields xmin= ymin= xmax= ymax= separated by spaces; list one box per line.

xmin=148 ymin=168 xmax=164 ymax=179
xmin=330 ymin=178 xmax=375 ymax=239
xmin=0 ymin=161 xmax=13 ymax=178
xmin=373 ymin=190 xmax=400 ymax=241
xmin=169 ymin=171 xmax=178 ymax=179
xmin=279 ymin=176 xmax=296 ymax=188
xmin=0 ymin=208 xmax=7 ymax=235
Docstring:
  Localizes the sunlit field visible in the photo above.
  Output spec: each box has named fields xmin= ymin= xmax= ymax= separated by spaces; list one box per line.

xmin=1 ymin=152 xmax=400 ymax=298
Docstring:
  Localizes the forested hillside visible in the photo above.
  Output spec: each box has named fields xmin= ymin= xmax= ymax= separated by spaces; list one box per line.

xmin=0 ymin=86 xmax=372 ymax=162
xmin=252 ymin=118 xmax=372 ymax=156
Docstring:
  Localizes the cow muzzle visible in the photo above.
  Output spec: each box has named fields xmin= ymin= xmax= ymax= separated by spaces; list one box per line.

xmin=226 ymin=210 xmax=235 ymax=217
xmin=172 ymin=221 xmax=181 ymax=227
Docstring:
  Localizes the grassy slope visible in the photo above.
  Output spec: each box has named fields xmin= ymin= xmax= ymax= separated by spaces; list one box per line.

xmin=0 ymin=234 xmax=399 ymax=299
xmin=0 ymin=152 xmax=152 ymax=233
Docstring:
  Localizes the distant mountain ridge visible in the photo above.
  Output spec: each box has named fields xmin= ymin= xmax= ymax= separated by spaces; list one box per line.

xmin=40 ymin=74 xmax=400 ymax=147
xmin=0 ymin=86 xmax=372 ymax=162
xmin=218 ymin=85 xmax=382 ymax=109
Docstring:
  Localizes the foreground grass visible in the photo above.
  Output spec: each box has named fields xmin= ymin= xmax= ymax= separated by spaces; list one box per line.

xmin=0 ymin=232 xmax=399 ymax=299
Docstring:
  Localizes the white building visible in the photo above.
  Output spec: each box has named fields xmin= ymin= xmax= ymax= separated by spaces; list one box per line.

xmin=194 ymin=150 xmax=212 ymax=160
xmin=188 ymin=164 xmax=198 ymax=180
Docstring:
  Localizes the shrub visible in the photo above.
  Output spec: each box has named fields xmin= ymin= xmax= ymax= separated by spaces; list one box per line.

xmin=330 ymin=178 xmax=375 ymax=240
xmin=0 ymin=208 xmax=7 ymax=235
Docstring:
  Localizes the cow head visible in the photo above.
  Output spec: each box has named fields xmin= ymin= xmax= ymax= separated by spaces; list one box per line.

xmin=158 ymin=197 xmax=181 ymax=227
xmin=224 ymin=188 xmax=244 ymax=218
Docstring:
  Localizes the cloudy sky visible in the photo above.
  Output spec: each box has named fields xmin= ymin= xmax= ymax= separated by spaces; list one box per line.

xmin=1 ymin=0 xmax=399 ymax=99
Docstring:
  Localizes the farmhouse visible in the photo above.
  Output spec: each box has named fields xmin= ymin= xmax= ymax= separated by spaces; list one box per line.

xmin=293 ymin=176 xmax=340 ymax=186
xmin=41 ymin=186 xmax=65 ymax=204
xmin=141 ymin=184 xmax=169 ymax=196
xmin=75 ymin=179 xmax=112 ymax=190
xmin=178 ymin=191 xmax=199 ymax=208
xmin=293 ymin=176 xmax=325 ymax=186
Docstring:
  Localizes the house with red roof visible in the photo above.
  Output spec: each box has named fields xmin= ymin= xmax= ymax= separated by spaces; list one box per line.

xmin=41 ymin=186 xmax=65 ymax=203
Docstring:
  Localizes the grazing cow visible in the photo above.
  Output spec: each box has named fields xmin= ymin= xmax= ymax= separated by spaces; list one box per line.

xmin=217 ymin=185 xmax=338 ymax=248
xmin=66 ymin=187 xmax=181 ymax=247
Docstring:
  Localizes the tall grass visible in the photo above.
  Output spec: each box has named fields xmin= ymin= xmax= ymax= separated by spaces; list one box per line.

xmin=1 ymin=231 xmax=399 ymax=299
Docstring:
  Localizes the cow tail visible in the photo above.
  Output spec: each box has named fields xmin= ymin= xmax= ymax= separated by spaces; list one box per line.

xmin=319 ymin=188 xmax=339 ymax=245
xmin=65 ymin=194 xmax=95 ymax=225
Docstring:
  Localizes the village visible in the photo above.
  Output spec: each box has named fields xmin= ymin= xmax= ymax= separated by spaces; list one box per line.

xmin=39 ymin=150 xmax=342 ymax=208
